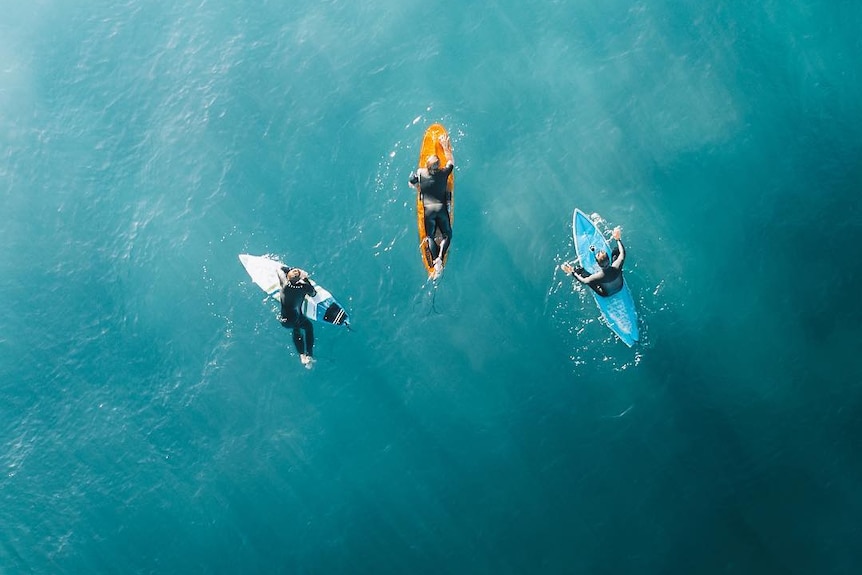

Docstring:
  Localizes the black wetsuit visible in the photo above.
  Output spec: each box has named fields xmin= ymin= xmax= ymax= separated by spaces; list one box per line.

xmin=279 ymin=268 xmax=316 ymax=357
xmin=575 ymin=247 xmax=624 ymax=297
xmin=592 ymin=264 xmax=623 ymax=297
xmin=409 ymin=163 xmax=454 ymax=260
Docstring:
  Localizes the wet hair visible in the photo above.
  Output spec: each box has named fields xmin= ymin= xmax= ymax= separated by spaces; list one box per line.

xmin=426 ymin=154 xmax=440 ymax=169
xmin=596 ymin=250 xmax=610 ymax=267
xmin=287 ymin=268 xmax=302 ymax=283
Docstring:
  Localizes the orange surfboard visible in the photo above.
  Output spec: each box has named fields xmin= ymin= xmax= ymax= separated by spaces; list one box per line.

xmin=415 ymin=124 xmax=455 ymax=276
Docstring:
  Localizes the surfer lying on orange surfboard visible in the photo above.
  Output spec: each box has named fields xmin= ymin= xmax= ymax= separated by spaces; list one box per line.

xmin=409 ymin=132 xmax=454 ymax=279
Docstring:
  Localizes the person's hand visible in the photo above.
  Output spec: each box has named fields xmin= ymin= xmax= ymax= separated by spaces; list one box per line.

xmin=612 ymin=226 xmax=622 ymax=240
xmin=439 ymin=134 xmax=450 ymax=149
xmin=561 ymin=262 xmax=573 ymax=274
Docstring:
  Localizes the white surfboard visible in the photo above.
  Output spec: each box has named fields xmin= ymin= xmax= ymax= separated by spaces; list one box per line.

xmin=239 ymin=254 xmax=350 ymax=327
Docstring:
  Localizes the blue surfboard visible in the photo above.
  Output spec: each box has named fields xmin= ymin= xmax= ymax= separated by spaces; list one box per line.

xmin=571 ymin=209 xmax=639 ymax=347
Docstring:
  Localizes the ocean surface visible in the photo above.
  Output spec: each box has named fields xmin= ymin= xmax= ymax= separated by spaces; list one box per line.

xmin=2 ymin=1 xmax=861 ymax=573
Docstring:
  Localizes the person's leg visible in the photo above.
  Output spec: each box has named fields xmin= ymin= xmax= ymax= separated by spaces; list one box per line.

xmin=423 ymin=209 xmax=439 ymax=260
xmin=301 ymin=317 xmax=314 ymax=358
xmin=573 ymin=277 xmax=606 ymax=296
xmin=282 ymin=313 xmax=304 ymax=355
xmin=436 ymin=211 xmax=452 ymax=262
xmin=292 ymin=326 xmax=305 ymax=356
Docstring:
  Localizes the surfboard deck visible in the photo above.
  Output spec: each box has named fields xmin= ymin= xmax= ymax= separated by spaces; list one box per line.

xmin=238 ymin=254 xmax=349 ymax=327
xmin=571 ymin=209 xmax=639 ymax=347
xmin=415 ymin=123 xmax=454 ymax=276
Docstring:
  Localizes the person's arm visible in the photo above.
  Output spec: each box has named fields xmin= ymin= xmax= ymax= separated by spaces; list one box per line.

xmin=560 ymin=263 xmax=600 ymax=284
xmin=580 ymin=270 xmax=605 ymax=283
xmin=611 ymin=227 xmax=625 ymax=269
xmin=439 ymin=134 xmax=454 ymax=168
xmin=277 ymin=266 xmax=290 ymax=287
xmin=294 ymin=269 xmax=316 ymax=297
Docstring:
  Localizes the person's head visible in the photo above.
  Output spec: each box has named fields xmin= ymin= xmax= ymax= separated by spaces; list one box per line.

xmin=287 ymin=268 xmax=302 ymax=284
xmin=596 ymin=250 xmax=610 ymax=268
xmin=426 ymin=154 xmax=440 ymax=171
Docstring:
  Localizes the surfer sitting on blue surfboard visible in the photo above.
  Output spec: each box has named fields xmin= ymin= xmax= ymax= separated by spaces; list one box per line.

xmin=278 ymin=267 xmax=317 ymax=368
xmin=562 ymin=227 xmax=626 ymax=297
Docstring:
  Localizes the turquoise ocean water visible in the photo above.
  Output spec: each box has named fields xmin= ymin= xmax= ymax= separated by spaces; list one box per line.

xmin=2 ymin=1 xmax=861 ymax=573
